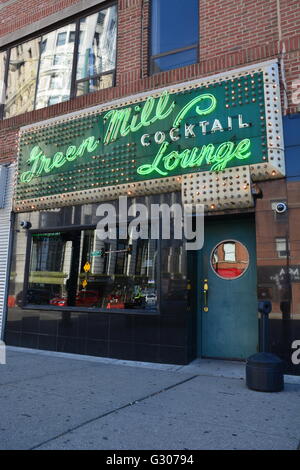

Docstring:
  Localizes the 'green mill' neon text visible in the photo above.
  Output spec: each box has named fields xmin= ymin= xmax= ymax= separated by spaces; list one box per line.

xmin=19 ymin=90 xmax=253 ymax=184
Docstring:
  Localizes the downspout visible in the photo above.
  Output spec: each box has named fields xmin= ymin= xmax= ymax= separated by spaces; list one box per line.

xmin=277 ymin=0 xmax=289 ymax=115
xmin=1 ymin=211 xmax=15 ymax=341
xmin=0 ymin=165 xmax=15 ymax=341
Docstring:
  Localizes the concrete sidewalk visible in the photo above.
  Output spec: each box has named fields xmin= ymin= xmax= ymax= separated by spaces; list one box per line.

xmin=0 ymin=347 xmax=299 ymax=450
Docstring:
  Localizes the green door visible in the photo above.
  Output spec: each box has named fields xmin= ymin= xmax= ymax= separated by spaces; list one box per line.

xmin=197 ymin=216 xmax=258 ymax=359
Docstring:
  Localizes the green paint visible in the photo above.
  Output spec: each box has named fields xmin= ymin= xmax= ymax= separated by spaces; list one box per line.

xmin=198 ymin=217 xmax=258 ymax=359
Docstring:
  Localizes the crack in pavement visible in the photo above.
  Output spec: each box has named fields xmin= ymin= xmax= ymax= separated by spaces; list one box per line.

xmin=0 ymin=363 xmax=98 ymax=390
xmin=29 ymin=374 xmax=199 ymax=450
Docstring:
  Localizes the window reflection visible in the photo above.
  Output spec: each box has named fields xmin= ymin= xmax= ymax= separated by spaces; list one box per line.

xmin=4 ymin=39 xmax=40 ymax=118
xmin=35 ymin=24 xmax=76 ymax=110
xmin=151 ymin=49 xmax=198 ymax=74
xmin=76 ymin=74 xmax=114 ymax=96
xmin=1 ymin=5 xmax=117 ymax=118
xmin=211 ymin=241 xmax=249 ymax=279
xmin=161 ymin=239 xmax=187 ymax=301
xmin=76 ymin=6 xmax=117 ymax=95
xmin=27 ymin=229 xmax=158 ymax=311
xmin=0 ymin=51 xmax=6 ymax=107
xmin=150 ymin=0 xmax=198 ymax=73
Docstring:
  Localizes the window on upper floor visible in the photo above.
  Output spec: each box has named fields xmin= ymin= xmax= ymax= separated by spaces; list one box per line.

xmin=75 ymin=6 xmax=117 ymax=97
xmin=5 ymin=38 xmax=40 ymax=118
xmin=0 ymin=3 xmax=117 ymax=120
xmin=150 ymin=0 xmax=199 ymax=74
xmin=0 ymin=51 xmax=7 ymax=111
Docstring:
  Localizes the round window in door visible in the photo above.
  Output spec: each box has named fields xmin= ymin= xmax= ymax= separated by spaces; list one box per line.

xmin=211 ymin=240 xmax=249 ymax=279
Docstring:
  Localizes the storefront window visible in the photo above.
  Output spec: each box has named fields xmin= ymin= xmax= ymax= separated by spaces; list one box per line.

xmin=26 ymin=228 xmax=158 ymax=312
xmin=4 ymin=39 xmax=40 ymax=118
xmin=161 ymin=237 xmax=187 ymax=304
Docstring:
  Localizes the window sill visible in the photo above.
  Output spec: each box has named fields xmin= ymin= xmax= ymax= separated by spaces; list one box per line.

xmin=20 ymin=304 xmax=160 ymax=316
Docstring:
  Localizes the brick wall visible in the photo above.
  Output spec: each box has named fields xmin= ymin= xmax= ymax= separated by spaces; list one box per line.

xmin=0 ymin=0 xmax=83 ymax=37
xmin=0 ymin=0 xmax=299 ymax=165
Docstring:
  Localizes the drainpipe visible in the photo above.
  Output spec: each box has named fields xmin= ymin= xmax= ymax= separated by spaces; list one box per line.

xmin=1 ymin=210 xmax=15 ymax=341
xmin=277 ymin=0 xmax=289 ymax=115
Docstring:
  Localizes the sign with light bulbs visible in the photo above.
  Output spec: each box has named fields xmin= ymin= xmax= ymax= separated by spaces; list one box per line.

xmin=14 ymin=61 xmax=284 ymax=212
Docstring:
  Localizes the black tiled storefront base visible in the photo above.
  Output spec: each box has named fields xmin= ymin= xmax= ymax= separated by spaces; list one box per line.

xmin=39 ymin=315 xmax=59 ymax=336
xmin=5 ymin=306 xmax=195 ymax=365
xmin=134 ymin=343 xmax=160 ymax=363
xmin=133 ymin=316 xmax=160 ymax=345
xmin=87 ymin=314 xmax=109 ymax=341
xmin=159 ymin=314 xmax=187 ymax=348
xmin=20 ymin=332 xmax=39 ymax=349
xmin=4 ymin=330 xmax=21 ymax=347
xmin=108 ymin=340 xmax=135 ymax=361
xmin=21 ymin=314 xmax=40 ymax=334
xmin=86 ymin=339 xmax=109 ymax=358
xmin=109 ymin=315 xmax=135 ymax=343
xmin=158 ymin=345 xmax=189 ymax=365
xmin=37 ymin=334 xmax=58 ymax=352
xmin=57 ymin=312 xmax=82 ymax=338
xmin=57 ymin=336 xmax=86 ymax=355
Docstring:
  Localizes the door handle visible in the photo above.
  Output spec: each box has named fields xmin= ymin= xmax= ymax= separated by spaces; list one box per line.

xmin=203 ymin=278 xmax=208 ymax=312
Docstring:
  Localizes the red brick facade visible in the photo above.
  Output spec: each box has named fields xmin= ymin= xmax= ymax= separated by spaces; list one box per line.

xmin=0 ymin=0 xmax=299 ymax=164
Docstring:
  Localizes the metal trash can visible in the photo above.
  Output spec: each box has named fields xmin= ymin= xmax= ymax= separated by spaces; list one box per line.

xmin=246 ymin=300 xmax=284 ymax=392
xmin=246 ymin=352 xmax=284 ymax=392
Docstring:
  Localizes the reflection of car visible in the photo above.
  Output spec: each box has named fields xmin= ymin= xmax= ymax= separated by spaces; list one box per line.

xmin=49 ymin=296 xmax=68 ymax=307
xmin=16 ymin=288 xmax=52 ymax=306
xmin=145 ymin=293 xmax=157 ymax=305
xmin=50 ymin=291 xmax=100 ymax=307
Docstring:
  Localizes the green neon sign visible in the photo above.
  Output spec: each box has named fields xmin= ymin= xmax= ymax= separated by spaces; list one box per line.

xmin=103 ymin=92 xmax=216 ymax=145
xmin=137 ymin=139 xmax=251 ymax=176
xmin=16 ymin=71 xmax=267 ymax=204
xmin=20 ymin=136 xmax=99 ymax=183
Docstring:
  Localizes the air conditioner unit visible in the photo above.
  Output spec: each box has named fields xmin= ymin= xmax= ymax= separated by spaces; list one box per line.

xmin=0 ymin=166 xmax=8 ymax=209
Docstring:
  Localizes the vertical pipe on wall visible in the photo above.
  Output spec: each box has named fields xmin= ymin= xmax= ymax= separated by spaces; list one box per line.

xmin=0 ymin=165 xmax=15 ymax=340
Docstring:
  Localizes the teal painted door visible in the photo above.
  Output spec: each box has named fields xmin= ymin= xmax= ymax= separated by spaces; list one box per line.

xmin=198 ymin=216 xmax=258 ymax=359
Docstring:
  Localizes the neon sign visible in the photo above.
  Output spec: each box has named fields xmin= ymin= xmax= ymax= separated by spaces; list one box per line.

xmin=19 ymin=92 xmax=253 ymax=182
xmin=137 ymin=139 xmax=251 ymax=176
xmin=103 ymin=92 xmax=217 ymax=145
xmin=16 ymin=71 xmax=267 ymax=206
xmin=20 ymin=136 xmax=99 ymax=183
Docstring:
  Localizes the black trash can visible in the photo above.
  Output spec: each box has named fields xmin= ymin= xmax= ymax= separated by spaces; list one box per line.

xmin=246 ymin=352 xmax=284 ymax=392
xmin=246 ymin=300 xmax=284 ymax=392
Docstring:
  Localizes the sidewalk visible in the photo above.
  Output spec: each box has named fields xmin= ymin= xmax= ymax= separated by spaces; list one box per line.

xmin=0 ymin=347 xmax=299 ymax=450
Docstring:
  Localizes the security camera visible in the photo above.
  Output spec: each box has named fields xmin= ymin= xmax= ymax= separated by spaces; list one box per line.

xmin=20 ymin=221 xmax=32 ymax=229
xmin=275 ymin=202 xmax=288 ymax=214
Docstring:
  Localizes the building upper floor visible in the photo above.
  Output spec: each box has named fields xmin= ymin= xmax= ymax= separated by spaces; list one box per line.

xmin=0 ymin=0 xmax=299 ymax=164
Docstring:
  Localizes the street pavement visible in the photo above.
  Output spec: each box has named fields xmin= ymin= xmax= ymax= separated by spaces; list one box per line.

xmin=0 ymin=347 xmax=299 ymax=450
